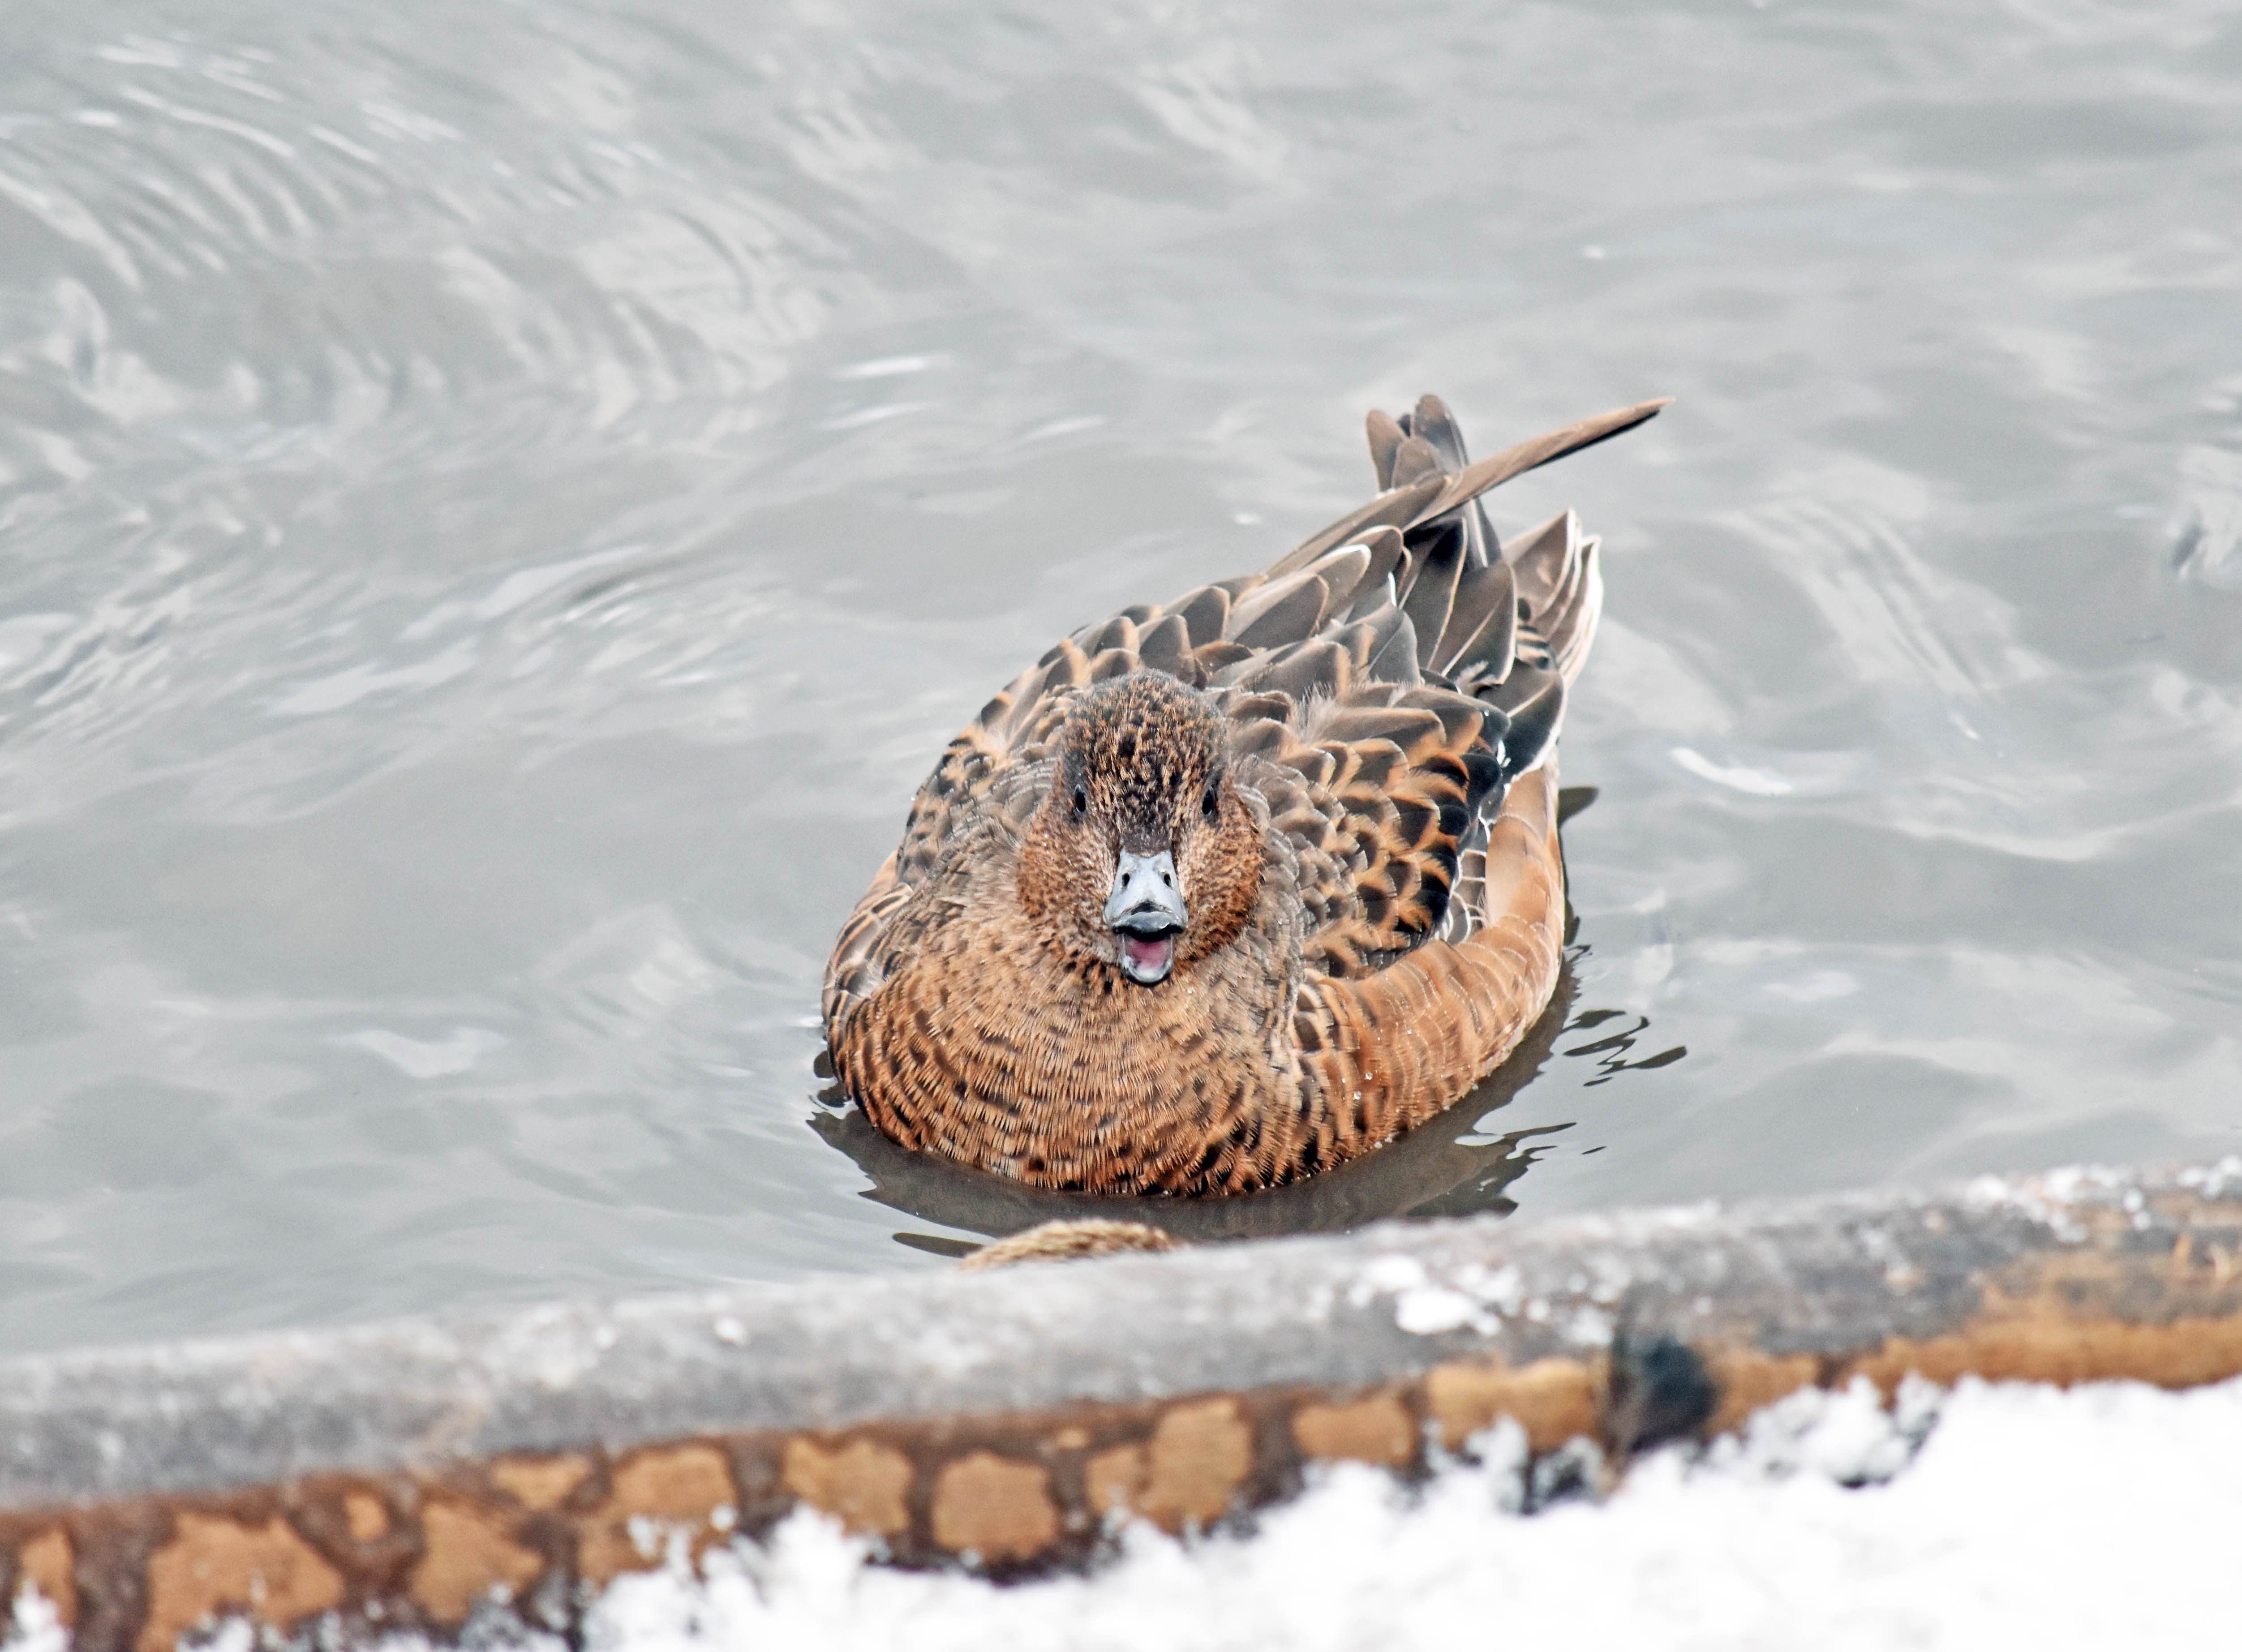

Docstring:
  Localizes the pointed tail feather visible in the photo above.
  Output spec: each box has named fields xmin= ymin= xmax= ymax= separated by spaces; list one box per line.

xmin=1273 ymin=396 xmax=1668 ymax=578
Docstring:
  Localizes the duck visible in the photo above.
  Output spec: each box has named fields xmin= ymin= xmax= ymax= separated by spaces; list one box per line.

xmin=823 ymin=393 xmax=1666 ymax=1197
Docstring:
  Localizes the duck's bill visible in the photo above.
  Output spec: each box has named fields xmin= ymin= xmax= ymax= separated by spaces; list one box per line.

xmin=1106 ymin=849 xmax=1187 ymax=983
xmin=1117 ymin=927 xmax=1178 ymax=984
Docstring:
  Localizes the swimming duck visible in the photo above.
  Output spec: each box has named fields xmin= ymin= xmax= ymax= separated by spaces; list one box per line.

xmin=823 ymin=394 xmax=1666 ymax=1196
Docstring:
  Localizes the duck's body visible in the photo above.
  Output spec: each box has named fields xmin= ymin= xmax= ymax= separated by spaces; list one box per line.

xmin=824 ymin=395 xmax=1664 ymax=1195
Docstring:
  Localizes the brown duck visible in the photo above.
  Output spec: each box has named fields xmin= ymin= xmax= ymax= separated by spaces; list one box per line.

xmin=824 ymin=394 xmax=1666 ymax=1196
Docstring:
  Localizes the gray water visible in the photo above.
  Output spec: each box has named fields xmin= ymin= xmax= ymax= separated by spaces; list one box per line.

xmin=3 ymin=0 xmax=2239 ymax=1356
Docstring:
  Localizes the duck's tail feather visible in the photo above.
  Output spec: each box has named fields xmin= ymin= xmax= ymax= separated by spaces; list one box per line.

xmin=1271 ymin=395 xmax=1668 ymax=579
xmin=1381 ymin=396 xmax=1612 ymax=700
xmin=1243 ymin=395 xmax=1647 ymax=711
xmin=1050 ymin=395 xmax=1632 ymax=772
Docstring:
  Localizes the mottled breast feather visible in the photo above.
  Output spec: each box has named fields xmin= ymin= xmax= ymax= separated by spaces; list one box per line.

xmin=824 ymin=394 xmax=1665 ymax=1193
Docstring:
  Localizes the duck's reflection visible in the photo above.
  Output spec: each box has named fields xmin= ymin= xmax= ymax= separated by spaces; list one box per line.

xmin=1563 ymin=1010 xmax=1688 ymax=1086
xmin=811 ymin=966 xmax=1585 ymax=1255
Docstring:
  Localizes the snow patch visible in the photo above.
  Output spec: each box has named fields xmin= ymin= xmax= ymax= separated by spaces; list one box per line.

xmin=1390 ymin=1285 xmax=1477 ymax=1335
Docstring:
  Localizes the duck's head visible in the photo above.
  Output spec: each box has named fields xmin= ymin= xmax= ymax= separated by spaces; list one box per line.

xmin=1018 ymin=670 xmax=1263 ymax=987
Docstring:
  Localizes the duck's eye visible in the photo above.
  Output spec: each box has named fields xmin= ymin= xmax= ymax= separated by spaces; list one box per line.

xmin=1072 ymin=785 xmax=1088 ymax=816
xmin=1202 ymin=785 xmax=1220 ymax=820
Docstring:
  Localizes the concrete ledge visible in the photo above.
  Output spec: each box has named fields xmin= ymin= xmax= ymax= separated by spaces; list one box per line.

xmin=4 ymin=1162 xmax=2240 ymax=1649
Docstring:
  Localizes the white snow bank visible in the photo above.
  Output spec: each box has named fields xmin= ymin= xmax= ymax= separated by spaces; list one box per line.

xmin=13 ymin=1376 xmax=2238 ymax=1652
xmin=585 ymin=1375 xmax=2242 ymax=1652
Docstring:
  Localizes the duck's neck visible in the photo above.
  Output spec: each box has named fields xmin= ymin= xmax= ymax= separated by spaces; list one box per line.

xmin=843 ymin=861 xmax=1307 ymax=1194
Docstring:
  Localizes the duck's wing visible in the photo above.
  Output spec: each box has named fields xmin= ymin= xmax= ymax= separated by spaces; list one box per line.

xmin=1201 ymin=395 xmax=1644 ymax=971
xmin=824 ymin=396 xmax=1660 ymax=1038
xmin=1231 ymin=393 xmax=1653 ymax=1171
xmin=1288 ymin=763 xmax=1568 ymax=1175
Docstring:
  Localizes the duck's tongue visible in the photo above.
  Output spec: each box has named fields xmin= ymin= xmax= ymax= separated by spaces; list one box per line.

xmin=1123 ymin=933 xmax=1174 ymax=978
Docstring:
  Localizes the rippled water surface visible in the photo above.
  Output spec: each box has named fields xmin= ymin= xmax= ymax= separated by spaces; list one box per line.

xmin=4 ymin=0 xmax=2240 ymax=1354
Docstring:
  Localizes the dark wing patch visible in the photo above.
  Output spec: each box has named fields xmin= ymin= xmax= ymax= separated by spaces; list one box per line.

xmin=1398 ymin=516 xmax=1466 ymax=661
xmin=1218 ymin=678 xmax=1507 ymax=978
xmin=1433 ymin=557 xmax=1516 ymax=681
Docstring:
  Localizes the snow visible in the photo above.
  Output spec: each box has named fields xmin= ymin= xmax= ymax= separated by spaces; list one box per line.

xmin=573 ymin=1375 xmax=2242 ymax=1652
xmin=11 ymin=1375 xmax=2237 ymax=1652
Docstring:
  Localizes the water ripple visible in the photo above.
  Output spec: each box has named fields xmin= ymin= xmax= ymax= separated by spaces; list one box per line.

xmin=0 ymin=0 xmax=2238 ymax=1353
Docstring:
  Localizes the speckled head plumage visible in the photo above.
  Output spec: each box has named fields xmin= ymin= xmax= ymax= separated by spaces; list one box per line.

xmin=1019 ymin=670 xmax=1262 ymax=988
xmin=824 ymin=393 xmax=1667 ymax=1194
xmin=1057 ymin=671 xmax=1224 ymax=854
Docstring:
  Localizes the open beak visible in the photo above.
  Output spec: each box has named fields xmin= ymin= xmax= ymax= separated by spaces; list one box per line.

xmin=1103 ymin=849 xmax=1188 ymax=985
